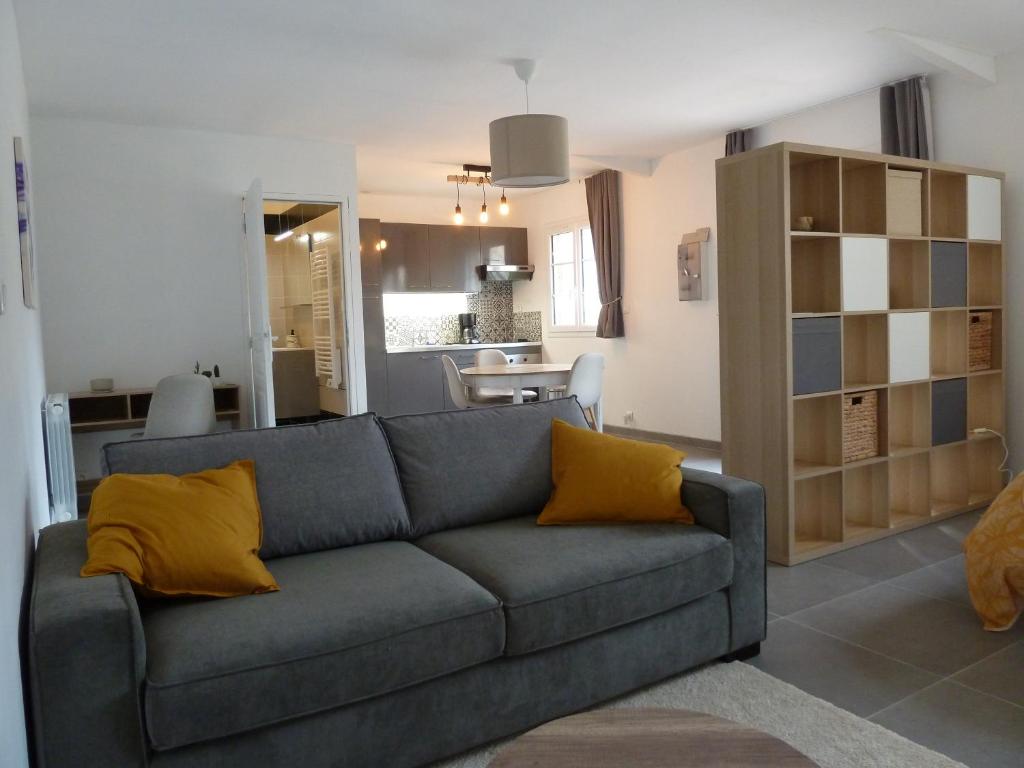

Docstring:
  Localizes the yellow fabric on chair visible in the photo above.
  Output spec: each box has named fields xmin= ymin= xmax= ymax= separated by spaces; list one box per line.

xmin=81 ymin=459 xmax=279 ymax=598
xmin=538 ymin=419 xmax=693 ymax=526
xmin=964 ymin=471 xmax=1024 ymax=631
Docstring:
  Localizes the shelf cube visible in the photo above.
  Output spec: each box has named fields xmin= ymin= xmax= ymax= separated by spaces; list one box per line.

xmin=967 ymin=175 xmax=1002 ymax=241
xmin=889 ymin=312 xmax=930 ymax=383
xmin=793 ymin=317 xmax=841 ymax=395
xmin=932 ymin=378 xmax=967 ymax=446
xmin=931 ymin=241 xmax=967 ymax=308
xmin=841 ymin=237 xmax=888 ymax=311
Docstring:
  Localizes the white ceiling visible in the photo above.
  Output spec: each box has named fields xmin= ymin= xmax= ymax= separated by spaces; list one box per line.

xmin=13 ymin=1 xmax=1024 ymax=196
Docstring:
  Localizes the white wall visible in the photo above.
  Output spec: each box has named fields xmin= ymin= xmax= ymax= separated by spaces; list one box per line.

xmin=0 ymin=1 xmax=48 ymax=764
xmin=930 ymin=55 xmax=1024 ymax=470
xmin=753 ymin=90 xmax=881 ymax=153
xmin=30 ymin=119 xmax=359 ymax=477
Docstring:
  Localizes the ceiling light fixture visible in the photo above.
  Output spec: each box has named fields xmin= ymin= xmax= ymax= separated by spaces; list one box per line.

xmin=489 ymin=59 xmax=569 ymax=188
xmin=479 ymin=184 xmax=489 ymax=223
xmin=499 ymin=189 xmax=510 ymax=216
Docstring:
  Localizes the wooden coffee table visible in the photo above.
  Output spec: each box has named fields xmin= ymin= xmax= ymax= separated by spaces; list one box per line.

xmin=489 ymin=709 xmax=817 ymax=767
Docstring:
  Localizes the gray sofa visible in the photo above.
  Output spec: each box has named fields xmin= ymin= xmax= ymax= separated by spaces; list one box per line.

xmin=29 ymin=397 xmax=765 ymax=768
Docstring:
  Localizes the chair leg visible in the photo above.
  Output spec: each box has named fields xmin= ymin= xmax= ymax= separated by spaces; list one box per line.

xmin=583 ymin=407 xmax=597 ymax=430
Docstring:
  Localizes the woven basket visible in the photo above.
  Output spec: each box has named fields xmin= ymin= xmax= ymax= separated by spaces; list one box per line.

xmin=843 ymin=390 xmax=878 ymax=463
xmin=969 ymin=311 xmax=993 ymax=372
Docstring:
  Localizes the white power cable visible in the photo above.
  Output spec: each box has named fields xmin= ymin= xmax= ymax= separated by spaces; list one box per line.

xmin=971 ymin=428 xmax=1014 ymax=480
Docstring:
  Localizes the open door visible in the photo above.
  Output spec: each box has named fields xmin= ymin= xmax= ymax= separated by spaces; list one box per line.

xmin=243 ymin=179 xmax=276 ymax=428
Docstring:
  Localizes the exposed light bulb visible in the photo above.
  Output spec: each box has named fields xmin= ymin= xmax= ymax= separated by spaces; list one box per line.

xmin=273 ymin=230 xmax=294 ymax=242
xmin=479 ymin=203 xmax=489 ymax=224
xmin=453 ymin=203 xmax=464 ymax=225
xmin=499 ymin=192 xmax=509 ymax=216
xmin=378 ymin=238 xmax=388 ymax=251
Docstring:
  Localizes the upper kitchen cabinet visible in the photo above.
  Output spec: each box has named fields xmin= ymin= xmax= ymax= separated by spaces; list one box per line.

xmin=427 ymin=225 xmax=482 ymax=292
xmin=358 ymin=218 xmax=382 ymax=296
xmin=381 ymin=222 xmax=430 ymax=292
xmin=480 ymin=226 xmax=529 ymax=266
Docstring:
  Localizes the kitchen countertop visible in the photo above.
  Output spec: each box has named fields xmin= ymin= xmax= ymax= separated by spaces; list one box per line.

xmin=386 ymin=341 xmax=542 ymax=354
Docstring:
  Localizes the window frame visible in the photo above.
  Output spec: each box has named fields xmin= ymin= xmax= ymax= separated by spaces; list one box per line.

xmin=547 ymin=219 xmax=599 ymax=335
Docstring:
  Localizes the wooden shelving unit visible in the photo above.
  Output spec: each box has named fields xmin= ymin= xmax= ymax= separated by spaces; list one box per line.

xmin=68 ymin=384 xmax=241 ymax=433
xmin=717 ymin=142 xmax=1006 ymax=565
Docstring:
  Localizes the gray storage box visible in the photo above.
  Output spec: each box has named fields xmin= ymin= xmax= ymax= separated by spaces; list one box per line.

xmin=932 ymin=377 xmax=967 ymax=445
xmin=931 ymin=241 xmax=967 ymax=308
xmin=793 ymin=317 xmax=842 ymax=395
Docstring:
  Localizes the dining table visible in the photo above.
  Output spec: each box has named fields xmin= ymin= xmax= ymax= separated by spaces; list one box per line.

xmin=459 ymin=362 xmax=603 ymax=430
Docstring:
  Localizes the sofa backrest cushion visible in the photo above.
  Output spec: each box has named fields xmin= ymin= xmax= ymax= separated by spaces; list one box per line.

xmin=380 ymin=398 xmax=589 ymax=537
xmin=101 ymin=414 xmax=410 ymax=559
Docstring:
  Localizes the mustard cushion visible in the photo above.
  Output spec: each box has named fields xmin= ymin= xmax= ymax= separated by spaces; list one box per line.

xmin=538 ymin=419 xmax=693 ymax=525
xmin=964 ymin=470 xmax=1024 ymax=631
xmin=81 ymin=459 xmax=279 ymax=598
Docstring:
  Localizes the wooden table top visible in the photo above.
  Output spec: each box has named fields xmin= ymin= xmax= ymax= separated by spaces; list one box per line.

xmin=488 ymin=709 xmax=817 ymax=768
xmin=460 ymin=363 xmax=572 ymax=376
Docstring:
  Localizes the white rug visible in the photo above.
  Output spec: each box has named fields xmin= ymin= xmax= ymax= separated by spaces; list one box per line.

xmin=435 ymin=662 xmax=966 ymax=768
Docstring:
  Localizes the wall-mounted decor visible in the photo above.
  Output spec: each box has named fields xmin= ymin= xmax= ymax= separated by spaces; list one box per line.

xmin=13 ymin=137 xmax=36 ymax=308
xmin=678 ymin=227 xmax=709 ymax=301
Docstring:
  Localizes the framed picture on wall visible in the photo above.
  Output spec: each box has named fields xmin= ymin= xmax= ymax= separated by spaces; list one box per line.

xmin=13 ymin=136 xmax=37 ymax=309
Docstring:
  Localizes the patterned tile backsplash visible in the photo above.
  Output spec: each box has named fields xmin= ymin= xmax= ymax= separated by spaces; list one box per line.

xmin=384 ymin=282 xmax=542 ymax=347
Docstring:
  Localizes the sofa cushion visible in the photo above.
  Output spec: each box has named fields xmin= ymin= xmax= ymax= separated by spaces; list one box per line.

xmin=381 ymin=398 xmax=590 ymax=537
xmin=102 ymin=414 xmax=410 ymax=559
xmin=141 ymin=542 xmax=504 ymax=750
xmin=416 ymin=516 xmax=732 ymax=656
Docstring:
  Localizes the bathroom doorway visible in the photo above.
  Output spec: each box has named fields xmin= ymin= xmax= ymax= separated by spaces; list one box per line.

xmin=261 ymin=200 xmax=348 ymax=424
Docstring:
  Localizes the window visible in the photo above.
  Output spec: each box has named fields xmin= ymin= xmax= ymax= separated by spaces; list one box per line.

xmin=550 ymin=224 xmax=600 ymax=330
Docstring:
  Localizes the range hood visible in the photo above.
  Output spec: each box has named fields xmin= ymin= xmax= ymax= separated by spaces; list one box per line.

xmin=476 ymin=264 xmax=535 ymax=281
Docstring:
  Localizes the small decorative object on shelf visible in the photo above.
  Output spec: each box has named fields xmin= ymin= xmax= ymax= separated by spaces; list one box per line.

xmin=89 ymin=378 xmax=114 ymax=393
xmin=794 ymin=216 xmax=815 ymax=231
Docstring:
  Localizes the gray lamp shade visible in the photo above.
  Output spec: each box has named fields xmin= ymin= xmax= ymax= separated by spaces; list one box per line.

xmin=489 ymin=114 xmax=570 ymax=188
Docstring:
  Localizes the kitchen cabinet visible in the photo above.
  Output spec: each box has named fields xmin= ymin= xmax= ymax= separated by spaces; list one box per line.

xmin=386 ymin=352 xmax=444 ymax=415
xmin=358 ymin=218 xmax=382 ymax=296
xmin=362 ymin=296 xmax=388 ymax=413
xmin=427 ymin=225 xmax=482 ymax=292
xmin=381 ymin=222 xmax=430 ymax=292
xmin=480 ymin=226 xmax=528 ymax=266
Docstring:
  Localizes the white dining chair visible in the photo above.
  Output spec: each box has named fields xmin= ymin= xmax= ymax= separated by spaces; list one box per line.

xmin=442 ymin=355 xmax=512 ymax=409
xmin=143 ymin=374 xmax=217 ymax=438
xmin=473 ymin=348 xmax=537 ymax=401
xmin=566 ymin=353 xmax=605 ymax=431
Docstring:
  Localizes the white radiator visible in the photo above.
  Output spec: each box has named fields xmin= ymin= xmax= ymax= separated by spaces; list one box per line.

xmin=42 ymin=394 xmax=77 ymax=523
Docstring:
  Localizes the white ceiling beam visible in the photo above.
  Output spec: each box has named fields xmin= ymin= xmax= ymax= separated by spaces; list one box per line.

xmin=875 ymin=29 xmax=997 ymax=84
xmin=575 ymin=154 xmax=657 ymax=177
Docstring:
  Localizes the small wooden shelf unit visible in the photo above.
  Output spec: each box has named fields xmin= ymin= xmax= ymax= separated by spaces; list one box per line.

xmin=717 ymin=143 xmax=1005 ymax=565
xmin=68 ymin=383 xmax=242 ymax=433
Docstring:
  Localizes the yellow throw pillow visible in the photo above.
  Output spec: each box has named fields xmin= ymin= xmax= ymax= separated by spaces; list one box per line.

xmin=538 ymin=419 xmax=693 ymax=525
xmin=81 ymin=459 xmax=279 ymax=598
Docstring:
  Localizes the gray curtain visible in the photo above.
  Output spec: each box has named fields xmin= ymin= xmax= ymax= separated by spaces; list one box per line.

xmin=585 ymin=170 xmax=624 ymax=338
xmin=880 ymin=76 xmax=932 ymax=159
xmin=725 ymin=129 xmax=753 ymax=156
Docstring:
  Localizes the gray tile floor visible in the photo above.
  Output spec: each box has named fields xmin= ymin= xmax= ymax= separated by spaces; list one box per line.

xmin=674 ymin=444 xmax=1024 ymax=768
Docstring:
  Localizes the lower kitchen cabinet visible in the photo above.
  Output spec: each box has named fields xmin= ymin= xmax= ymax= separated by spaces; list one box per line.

xmin=386 ymin=352 xmax=444 ymax=415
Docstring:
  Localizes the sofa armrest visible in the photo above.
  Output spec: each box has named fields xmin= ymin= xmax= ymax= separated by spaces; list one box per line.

xmin=30 ymin=520 xmax=149 ymax=768
xmin=681 ymin=468 xmax=766 ymax=651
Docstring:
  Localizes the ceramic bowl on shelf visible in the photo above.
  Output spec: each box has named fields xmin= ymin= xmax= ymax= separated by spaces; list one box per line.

xmin=794 ymin=216 xmax=815 ymax=231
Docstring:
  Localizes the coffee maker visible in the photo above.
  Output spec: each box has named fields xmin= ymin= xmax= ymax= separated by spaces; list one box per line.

xmin=458 ymin=312 xmax=480 ymax=344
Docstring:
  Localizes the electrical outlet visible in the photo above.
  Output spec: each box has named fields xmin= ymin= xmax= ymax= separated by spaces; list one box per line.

xmin=624 ymin=411 xmax=636 ymax=426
